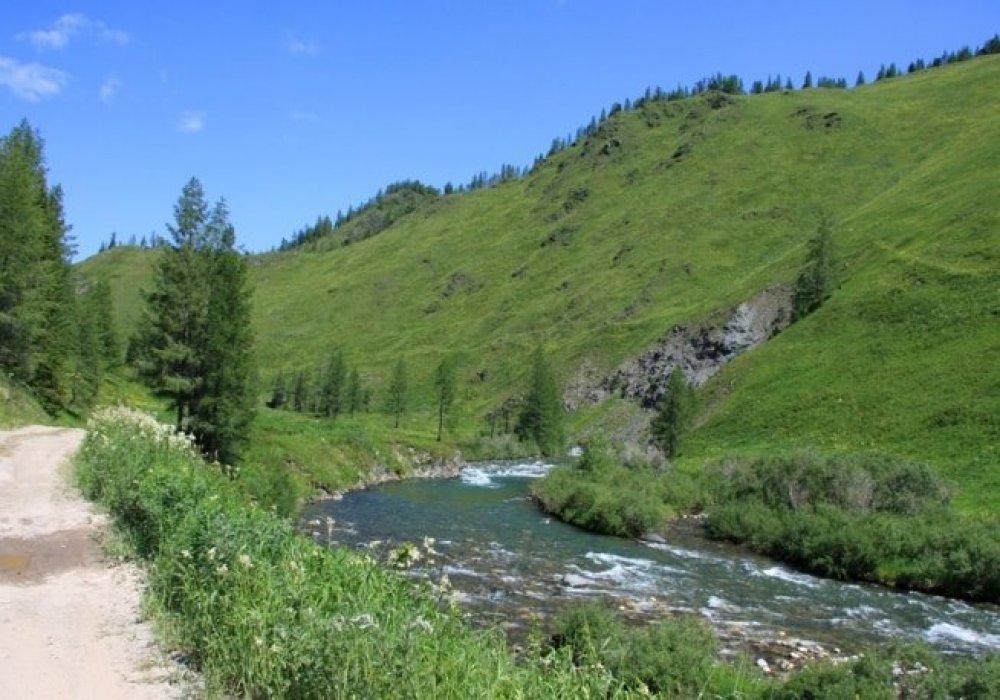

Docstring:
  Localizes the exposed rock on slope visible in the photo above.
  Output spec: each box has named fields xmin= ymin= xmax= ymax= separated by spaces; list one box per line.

xmin=593 ymin=285 xmax=793 ymax=408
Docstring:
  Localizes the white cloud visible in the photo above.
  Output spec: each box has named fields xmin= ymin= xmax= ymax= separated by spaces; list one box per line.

xmin=99 ymin=76 xmax=121 ymax=102
xmin=178 ymin=110 xmax=205 ymax=133
xmin=285 ymin=34 xmax=320 ymax=57
xmin=0 ymin=55 xmax=68 ymax=101
xmin=19 ymin=13 xmax=130 ymax=50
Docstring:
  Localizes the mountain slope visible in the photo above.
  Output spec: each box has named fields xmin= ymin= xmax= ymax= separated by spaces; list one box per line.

xmin=80 ymin=55 xmax=1000 ymax=510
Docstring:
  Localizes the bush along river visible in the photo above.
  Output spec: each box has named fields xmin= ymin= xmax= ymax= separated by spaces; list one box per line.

xmin=299 ymin=461 xmax=1000 ymax=669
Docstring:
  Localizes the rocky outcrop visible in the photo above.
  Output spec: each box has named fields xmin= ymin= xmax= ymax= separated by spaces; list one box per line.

xmin=579 ymin=285 xmax=792 ymax=409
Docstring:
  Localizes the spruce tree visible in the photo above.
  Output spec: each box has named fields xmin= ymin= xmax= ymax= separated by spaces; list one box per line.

xmin=433 ymin=356 xmax=456 ymax=442
xmin=651 ymin=367 xmax=694 ymax=459
xmin=793 ymin=216 xmax=836 ymax=320
xmin=267 ymin=371 xmax=287 ymax=409
xmin=318 ymin=351 xmax=346 ymax=418
xmin=0 ymin=121 xmax=75 ymax=410
xmin=516 ymin=345 xmax=564 ymax=456
xmin=292 ymin=370 xmax=310 ymax=412
xmin=194 ymin=224 xmax=256 ymax=464
xmin=137 ymin=180 xmax=255 ymax=462
xmin=387 ymin=358 xmax=407 ymax=428
xmin=345 ymin=368 xmax=362 ymax=414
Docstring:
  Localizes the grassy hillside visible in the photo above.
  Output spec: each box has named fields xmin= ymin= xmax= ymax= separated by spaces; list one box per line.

xmin=80 ymin=56 xmax=1000 ymax=510
xmin=0 ymin=377 xmax=49 ymax=427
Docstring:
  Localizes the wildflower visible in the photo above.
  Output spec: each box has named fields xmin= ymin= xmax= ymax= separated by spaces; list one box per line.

xmin=238 ymin=553 xmax=253 ymax=569
xmin=254 ymin=636 xmax=264 ymax=647
xmin=207 ymin=547 xmax=217 ymax=560
xmin=351 ymin=613 xmax=377 ymax=629
xmin=216 ymin=564 xmax=228 ymax=575
xmin=181 ymin=549 xmax=192 ymax=559
xmin=410 ymin=616 xmax=434 ymax=634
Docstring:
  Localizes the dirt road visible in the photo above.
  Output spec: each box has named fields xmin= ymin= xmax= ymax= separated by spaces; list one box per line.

xmin=0 ymin=426 xmax=192 ymax=699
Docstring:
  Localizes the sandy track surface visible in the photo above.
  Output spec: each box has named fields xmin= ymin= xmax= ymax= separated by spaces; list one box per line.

xmin=0 ymin=426 xmax=194 ymax=699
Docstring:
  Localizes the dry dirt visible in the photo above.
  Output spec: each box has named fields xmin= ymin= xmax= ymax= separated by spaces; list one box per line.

xmin=0 ymin=426 xmax=195 ymax=699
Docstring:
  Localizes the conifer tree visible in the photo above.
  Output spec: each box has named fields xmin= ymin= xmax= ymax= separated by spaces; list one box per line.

xmin=292 ymin=370 xmax=310 ymax=412
xmin=137 ymin=179 xmax=255 ymax=462
xmin=793 ymin=216 xmax=836 ymax=320
xmin=193 ymin=221 xmax=256 ymax=463
xmin=318 ymin=351 xmax=346 ymax=418
xmin=387 ymin=358 xmax=407 ymax=428
xmin=433 ymin=356 xmax=456 ymax=442
xmin=651 ymin=368 xmax=694 ymax=459
xmin=0 ymin=121 xmax=75 ymax=410
xmin=267 ymin=371 xmax=287 ymax=409
xmin=345 ymin=368 xmax=362 ymax=414
xmin=516 ymin=345 xmax=564 ymax=456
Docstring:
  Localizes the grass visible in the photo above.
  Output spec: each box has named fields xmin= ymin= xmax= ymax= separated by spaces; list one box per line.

xmin=535 ymin=448 xmax=1000 ymax=603
xmin=0 ymin=376 xmax=49 ymax=427
xmin=78 ymin=55 xmax=1000 ymax=513
xmin=76 ymin=407 xmax=999 ymax=698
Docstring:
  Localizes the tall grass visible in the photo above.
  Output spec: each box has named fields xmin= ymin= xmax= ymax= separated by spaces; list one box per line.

xmin=77 ymin=409 xmax=998 ymax=697
xmin=76 ymin=407 xmax=631 ymax=697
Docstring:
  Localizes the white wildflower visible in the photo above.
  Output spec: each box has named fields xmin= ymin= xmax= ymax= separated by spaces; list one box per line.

xmin=238 ymin=553 xmax=253 ymax=569
xmin=409 ymin=616 xmax=434 ymax=634
xmin=351 ymin=613 xmax=377 ymax=630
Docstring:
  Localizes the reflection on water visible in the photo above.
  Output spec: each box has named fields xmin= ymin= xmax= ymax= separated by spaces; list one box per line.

xmin=300 ymin=461 xmax=1000 ymax=657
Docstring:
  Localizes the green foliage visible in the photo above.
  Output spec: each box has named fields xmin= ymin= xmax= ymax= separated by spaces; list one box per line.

xmin=0 ymin=121 xmax=77 ymax=413
xmin=135 ymin=179 xmax=255 ymax=463
xmin=83 ymin=56 xmax=1000 ymax=514
xmin=516 ymin=345 xmax=564 ymax=456
xmin=75 ymin=408 xmax=639 ymax=698
xmin=316 ymin=351 xmax=346 ymax=418
xmin=650 ymin=368 xmax=694 ymax=458
xmin=792 ymin=215 xmax=836 ymax=320
xmin=433 ymin=355 xmax=457 ymax=441
xmin=703 ymin=453 xmax=1000 ymax=602
xmin=386 ymin=358 xmax=407 ymax=428
xmin=551 ymin=603 xmax=740 ymax=697
xmin=533 ymin=439 xmax=670 ymax=537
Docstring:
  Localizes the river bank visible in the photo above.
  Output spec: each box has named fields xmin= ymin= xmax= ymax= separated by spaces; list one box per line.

xmin=300 ymin=460 xmax=1000 ymax=676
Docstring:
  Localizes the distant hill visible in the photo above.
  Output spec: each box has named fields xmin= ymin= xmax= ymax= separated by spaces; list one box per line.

xmin=80 ymin=55 xmax=1000 ymax=512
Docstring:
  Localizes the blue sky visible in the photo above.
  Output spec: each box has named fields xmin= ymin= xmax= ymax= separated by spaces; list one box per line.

xmin=2 ymin=2 xmax=997 ymax=259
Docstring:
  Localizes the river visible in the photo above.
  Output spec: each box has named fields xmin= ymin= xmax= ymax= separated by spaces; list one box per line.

xmin=300 ymin=460 xmax=1000 ymax=660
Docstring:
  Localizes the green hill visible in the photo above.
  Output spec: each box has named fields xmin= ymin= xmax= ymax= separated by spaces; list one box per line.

xmin=80 ymin=55 xmax=1000 ymax=512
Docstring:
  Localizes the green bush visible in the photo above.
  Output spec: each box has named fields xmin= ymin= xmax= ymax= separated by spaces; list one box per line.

xmin=77 ymin=407 xmax=629 ymax=698
xmin=552 ymin=603 xmax=733 ymax=697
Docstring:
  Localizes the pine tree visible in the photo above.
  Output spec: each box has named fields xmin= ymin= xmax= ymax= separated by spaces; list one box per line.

xmin=651 ymin=368 xmax=694 ymax=459
xmin=856 ymin=71 xmax=866 ymax=87
xmin=802 ymin=71 xmax=813 ymax=89
xmin=793 ymin=216 xmax=836 ymax=320
xmin=387 ymin=358 xmax=407 ymax=428
xmin=516 ymin=345 xmax=564 ymax=456
xmin=433 ymin=356 xmax=456 ymax=442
